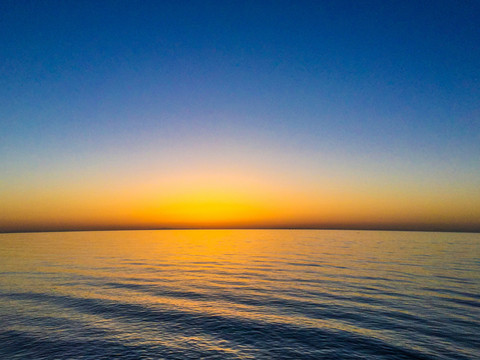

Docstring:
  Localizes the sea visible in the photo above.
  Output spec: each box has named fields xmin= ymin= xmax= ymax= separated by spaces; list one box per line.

xmin=0 ymin=230 xmax=478 ymax=359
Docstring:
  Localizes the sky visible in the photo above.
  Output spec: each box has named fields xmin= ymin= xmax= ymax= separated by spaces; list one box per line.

xmin=1 ymin=0 xmax=479 ymax=232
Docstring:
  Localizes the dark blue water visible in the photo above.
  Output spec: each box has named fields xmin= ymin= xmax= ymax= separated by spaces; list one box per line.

xmin=0 ymin=230 xmax=479 ymax=359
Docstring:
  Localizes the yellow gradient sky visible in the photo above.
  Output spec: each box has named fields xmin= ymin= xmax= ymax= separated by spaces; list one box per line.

xmin=2 ymin=136 xmax=479 ymax=232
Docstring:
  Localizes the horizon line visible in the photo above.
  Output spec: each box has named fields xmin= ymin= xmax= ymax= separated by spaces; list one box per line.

xmin=1 ymin=226 xmax=479 ymax=235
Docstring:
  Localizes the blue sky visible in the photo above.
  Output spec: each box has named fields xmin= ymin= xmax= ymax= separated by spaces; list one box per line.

xmin=1 ymin=1 xmax=479 ymax=231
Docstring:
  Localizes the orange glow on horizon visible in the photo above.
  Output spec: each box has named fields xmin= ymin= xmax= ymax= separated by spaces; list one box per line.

xmin=1 ymin=163 xmax=480 ymax=232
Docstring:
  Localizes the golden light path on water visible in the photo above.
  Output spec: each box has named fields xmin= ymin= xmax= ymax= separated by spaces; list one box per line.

xmin=0 ymin=230 xmax=478 ymax=358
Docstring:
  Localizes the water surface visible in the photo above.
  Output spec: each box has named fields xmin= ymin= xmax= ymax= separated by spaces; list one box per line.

xmin=0 ymin=230 xmax=479 ymax=359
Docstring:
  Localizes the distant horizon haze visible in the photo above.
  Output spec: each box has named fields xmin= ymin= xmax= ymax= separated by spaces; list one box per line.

xmin=2 ymin=222 xmax=480 ymax=234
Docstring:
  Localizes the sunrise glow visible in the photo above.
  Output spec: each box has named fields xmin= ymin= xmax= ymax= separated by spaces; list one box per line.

xmin=1 ymin=1 xmax=479 ymax=233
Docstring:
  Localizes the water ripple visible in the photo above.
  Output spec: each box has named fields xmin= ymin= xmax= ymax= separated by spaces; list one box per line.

xmin=0 ymin=230 xmax=479 ymax=359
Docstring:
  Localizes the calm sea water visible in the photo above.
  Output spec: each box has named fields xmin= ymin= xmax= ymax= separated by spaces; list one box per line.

xmin=0 ymin=230 xmax=479 ymax=359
